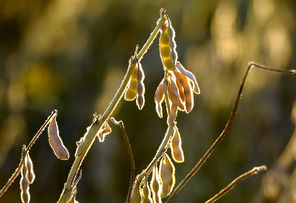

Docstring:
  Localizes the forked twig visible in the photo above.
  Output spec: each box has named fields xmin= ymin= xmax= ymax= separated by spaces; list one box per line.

xmin=110 ymin=117 xmax=136 ymax=203
xmin=166 ymin=62 xmax=296 ymax=202
xmin=205 ymin=165 xmax=267 ymax=203
xmin=0 ymin=110 xmax=57 ymax=198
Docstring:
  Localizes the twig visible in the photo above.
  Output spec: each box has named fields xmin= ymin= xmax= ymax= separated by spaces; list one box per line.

xmin=205 ymin=165 xmax=267 ymax=203
xmin=0 ymin=110 xmax=57 ymax=198
xmin=166 ymin=62 xmax=296 ymax=202
xmin=110 ymin=117 xmax=136 ymax=203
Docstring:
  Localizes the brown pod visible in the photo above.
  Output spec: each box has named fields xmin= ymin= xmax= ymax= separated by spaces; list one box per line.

xmin=168 ymin=78 xmax=185 ymax=111
xmin=170 ymin=127 xmax=184 ymax=163
xmin=154 ymin=80 xmax=165 ymax=118
xmin=176 ymin=61 xmax=200 ymax=94
xmin=150 ymin=166 xmax=162 ymax=203
xmin=48 ymin=116 xmax=70 ymax=160
xmin=136 ymin=63 xmax=145 ymax=110
xmin=159 ymin=153 xmax=175 ymax=198
xmin=140 ymin=180 xmax=153 ymax=203
xmin=24 ymin=152 xmax=35 ymax=184
xmin=167 ymin=102 xmax=178 ymax=125
xmin=175 ymin=75 xmax=185 ymax=103
xmin=125 ymin=63 xmax=139 ymax=101
xmin=20 ymin=165 xmax=30 ymax=203
xmin=130 ymin=176 xmax=141 ymax=203
xmin=174 ymin=71 xmax=194 ymax=113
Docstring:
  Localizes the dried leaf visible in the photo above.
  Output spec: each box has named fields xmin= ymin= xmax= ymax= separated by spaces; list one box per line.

xmin=48 ymin=116 xmax=70 ymax=160
xmin=96 ymin=122 xmax=112 ymax=142
xmin=170 ymin=127 xmax=185 ymax=163
xmin=159 ymin=153 xmax=175 ymax=197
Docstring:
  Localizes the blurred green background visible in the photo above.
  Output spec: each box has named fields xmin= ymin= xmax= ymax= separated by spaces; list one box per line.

xmin=0 ymin=0 xmax=295 ymax=202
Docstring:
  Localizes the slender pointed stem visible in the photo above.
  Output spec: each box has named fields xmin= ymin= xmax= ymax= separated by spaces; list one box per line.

xmin=0 ymin=110 xmax=57 ymax=198
xmin=57 ymin=12 xmax=166 ymax=203
xmin=205 ymin=165 xmax=267 ymax=203
xmin=166 ymin=62 xmax=295 ymax=202
xmin=110 ymin=118 xmax=135 ymax=203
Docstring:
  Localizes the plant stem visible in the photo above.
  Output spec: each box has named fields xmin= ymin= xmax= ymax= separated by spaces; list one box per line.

xmin=0 ymin=110 xmax=57 ymax=198
xmin=205 ymin=165 xmax=267 ymax=203
xmin=166 ymin=62 xmax=296 ymax=202
xmin=57 ymin=12 xmax=166 ymax=203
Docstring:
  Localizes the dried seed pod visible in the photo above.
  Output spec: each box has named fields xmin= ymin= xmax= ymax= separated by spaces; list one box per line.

xmin=170 ymin=127 xmax=184 ymax=163
xmin=150 ymin=166 xmax=162 ymax=203
xmin=159 ymin=153 xmax=175 ymax=197
xmin=48 ymin=116 xmax=70 ymax=160
xmin=175 ymin=75 xmax=186 ymax=103
xmin=130 ymin=176 xmax=141 ymax=203
xmin=174 ymin=70 xmax=194 ymax=113
xmin=168 ymin=77 xmax=185 ymax=111
xmin=154 ymin=80 xmax=165 ymax=118
xmin=140 ymin=180 xmax=153 ymax=203
xmin=20 ymin=165 xmax=30 ymax=203
xmin=176 ymin=61 xmax=200 ymax=94
xmin=159 ymin=19 xmax=177 ymax=71
xmin=24 ymin=152 xmax=35 ymax=184
xmin=136 ymin=62 xmax=145 ymax=110
xmin=167 ymin=101 xmax=178 ymax=125
xmin=97 ymin=122 xmax=112 ymax=142
xmin=125 ymin=63 xmax=139 ymax=101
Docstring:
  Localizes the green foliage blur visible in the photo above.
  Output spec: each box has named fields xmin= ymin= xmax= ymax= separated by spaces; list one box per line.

xmin=0 ymin=0 xmax=295 ymax=202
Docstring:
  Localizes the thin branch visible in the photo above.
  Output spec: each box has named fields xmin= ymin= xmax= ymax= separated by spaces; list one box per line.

xmin=110 ymin=117 xmax=136 ymax=203
xmin=166 ymin=62 xmax=296 ymax=202
xmin=205 ymin=165 xmax=267 ymax=203
xmin=0 ymin=110 xmax=57 ymax=198
xmin=57 ymin=11 xmax=167 ymax=203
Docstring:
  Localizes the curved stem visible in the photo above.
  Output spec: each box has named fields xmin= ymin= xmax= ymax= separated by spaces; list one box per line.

xmin=57 ymin=12 xmax=166 ymax=203
xmin=166 ymin=62 xmax=296 ymax=202
xmin=205 ymin=165 xmax=267 ymax=203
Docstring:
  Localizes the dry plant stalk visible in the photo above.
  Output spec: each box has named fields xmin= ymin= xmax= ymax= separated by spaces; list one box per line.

xmin=0 ymin=8 xmax=295 ymax=203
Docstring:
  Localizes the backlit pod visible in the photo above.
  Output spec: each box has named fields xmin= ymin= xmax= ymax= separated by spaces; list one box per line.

xmin=140 ymin=179 xmax=153 ymax=203
xmin=136 ymin=62 xmax=145 ymax=110
xmin=20 ymin=165 xmax=30 ymax=203
xmin=174 ymin=70 xmax=194 ymax=113
xmin=48 ymin=116 xmax=70 ymax=160
xmin=150 ymin=167 xmax=162 ymax=203
xmin=159 ymin=18 xmax=178 ymax=71
xmin=24 ymin=153 xmax=35 ymax=184
xmin=154 ymin=79 xmax=165 ymax=118
xmin=159 ymin=153 xmax=175 ymax=198
xmin=130 ymin=176 xmax=141 ymax=203
xmin=124 ymin=63 xmax=139 ymax=101
xmin=170 ymin=127 xmax=184 ymax=163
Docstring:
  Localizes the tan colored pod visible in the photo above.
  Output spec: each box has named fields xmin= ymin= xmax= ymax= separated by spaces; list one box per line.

xmin=159 ymin=153 xmax=175 ymax=198
xmin=168 ymin=77 xmax=185 ymax=111
xmin=125 ymin=63 xmax=139 ymax=101
xmin=136 ymin=62 xmax=145 ymax=110
xmin=20 ymin=165 xmax=30 ymax=203
xmin=167 ymin=101 xmax=178 ymax=125
xmin=140 ymin=180 xmax=153 ymax=203
xmin=154 ymin=79 xmax=165 ymax=118
xmin=170 ymin=127 xmax=185 ymax=163
xmin=174 ymin=70 xmax=194 ymax=113
xmin=24 ymin=152 xmax=35 ymax=184
xmin=48 ymin=116 xmax=70 ymax=160
xmin=130 ymin=176 xmax=141 ymax=203
xmin=150 ymin=166 xmax=162 ymax=203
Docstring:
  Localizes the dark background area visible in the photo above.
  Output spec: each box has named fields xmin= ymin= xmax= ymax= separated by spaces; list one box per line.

xmin=0 ymin=0 xmax=295 ymax=202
